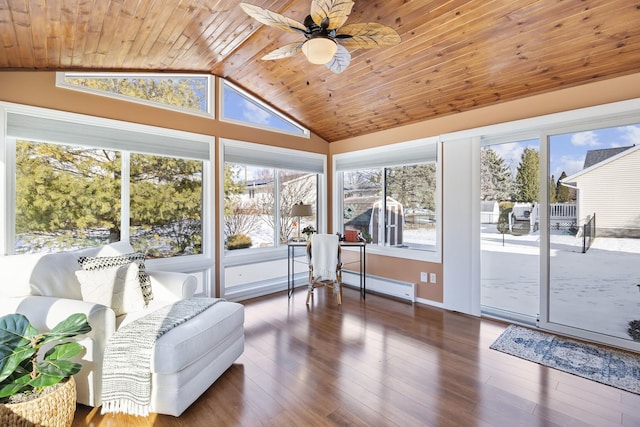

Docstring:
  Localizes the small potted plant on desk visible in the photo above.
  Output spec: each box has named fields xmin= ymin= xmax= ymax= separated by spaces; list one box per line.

xmin=302 ymin=225 xmax=316 ymax=241
xmin=0 ymin=313 xmax=91 ymax=427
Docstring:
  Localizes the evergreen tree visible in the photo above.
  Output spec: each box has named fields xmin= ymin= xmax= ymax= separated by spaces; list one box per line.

xmin=515 ymin=148 xmax=540 ymax=202
xmin=480 ymin=147 xmax=513 ymax=201
xmin=549 ymin=175 xmax=557 ymax=203
xmin=15 ymin=77 xmax=208 ymax=254
xmin=556 ymin=171 xmax=571 ymax=202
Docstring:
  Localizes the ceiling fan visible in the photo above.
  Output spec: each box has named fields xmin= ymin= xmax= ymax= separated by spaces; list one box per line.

xmin=240 ymin=1 xmax=401 ymax=74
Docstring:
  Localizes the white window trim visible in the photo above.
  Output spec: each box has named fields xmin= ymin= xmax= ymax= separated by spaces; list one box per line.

xmin=1 ymin=102 xmax=215 ymax=288
xmin=333 ymin=137 xmax=442 ymax=263
xmin=219 ymin=79 xmax=310 ymax=138
xmin=56 ymin=72 xmax=215 ymax=119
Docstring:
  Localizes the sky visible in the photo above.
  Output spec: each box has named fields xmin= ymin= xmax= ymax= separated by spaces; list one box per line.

xmin=223 ymin=86 xmax=304 ymax=134
xmin=490 ymin=124 xmax=640 ymax=180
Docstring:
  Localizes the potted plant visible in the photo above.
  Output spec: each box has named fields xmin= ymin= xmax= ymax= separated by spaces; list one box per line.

xmin=302 ymin=225 xmax=316 ymax=241
xmin=0 ymin=313 xmax=91 ymax=426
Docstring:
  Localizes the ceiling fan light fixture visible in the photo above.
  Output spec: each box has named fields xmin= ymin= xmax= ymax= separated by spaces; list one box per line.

xmin=301 ymin=37 xmax=337 ymax=64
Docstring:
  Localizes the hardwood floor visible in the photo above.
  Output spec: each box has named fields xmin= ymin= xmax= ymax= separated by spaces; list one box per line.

xmin=73 ymin=287 xmax=640 ymax=427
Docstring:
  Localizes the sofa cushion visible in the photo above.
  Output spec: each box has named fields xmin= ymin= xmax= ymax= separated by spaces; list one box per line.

xmin=78 ymin=253 xmax=154 ymax=303
xmin=76 ymin=262 xmax=147 ymax=316
xmin=151 ymin=301 xmax=245 ymax=374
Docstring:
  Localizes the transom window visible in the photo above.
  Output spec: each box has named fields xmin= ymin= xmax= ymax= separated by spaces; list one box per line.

xmin=220 ymin=80 xmax=309 ymax=137
xmin=56 ymin=73 xmax=213 ymax=117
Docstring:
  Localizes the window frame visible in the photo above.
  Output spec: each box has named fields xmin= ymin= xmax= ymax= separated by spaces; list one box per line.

xmin=1 ymin=102 xmax=215 ymax=282
xmin=56 ymin=72 xmax=215 ymax=119
xmin=220 ymin=138 xmax=326 ymax=294
xmin=333 ymin=137 xmax=442 ymax=263
xmin=219 ymin=79 xmax=310 ymax=138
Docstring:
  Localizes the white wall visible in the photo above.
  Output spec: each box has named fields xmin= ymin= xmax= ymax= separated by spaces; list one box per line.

xmin=442 ymin=137 xmax=481 ymax=316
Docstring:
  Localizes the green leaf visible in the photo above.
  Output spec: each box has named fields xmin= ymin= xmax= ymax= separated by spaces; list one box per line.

xmin=35 ymin=359 xmax=82 ymax=382
xmin=44 ymin=342 xmax=84 ymax=361
xmin=41 ymin=313 xmax=91 ymax=345
xmin=0 ymin=314 xmax=36 ymax=383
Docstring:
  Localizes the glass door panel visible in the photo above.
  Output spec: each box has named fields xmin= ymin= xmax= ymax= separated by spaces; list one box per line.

xmin=547 ymin=126 xmax=640 ymax=343
xmin=480 ymin=140 xmax=540 ymax=323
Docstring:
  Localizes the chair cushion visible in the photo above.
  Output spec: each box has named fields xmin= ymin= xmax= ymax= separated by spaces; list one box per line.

xmin=151 ymin=301 xmax=244 ymax=374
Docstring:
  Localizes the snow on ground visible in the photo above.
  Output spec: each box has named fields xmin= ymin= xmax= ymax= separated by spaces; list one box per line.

xmin=481 ymin=224 xmax=640 ymax=341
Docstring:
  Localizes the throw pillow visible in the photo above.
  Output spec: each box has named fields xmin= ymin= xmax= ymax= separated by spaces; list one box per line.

xmin=76 ymin=263 xmax=147 ymax=316
xmin=77 ymin=252 xmax=154 ymax=303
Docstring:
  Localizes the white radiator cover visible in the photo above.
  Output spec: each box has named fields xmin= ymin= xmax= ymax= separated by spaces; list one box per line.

xmin=342 ymin=271 xmax=415 ymax=302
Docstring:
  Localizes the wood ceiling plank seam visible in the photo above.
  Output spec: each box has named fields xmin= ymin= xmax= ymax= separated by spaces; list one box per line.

xmin=29 ymin=0 xmax=47 ymax=69
xmin=132 ymin=0 xmax=178 ymax=67
xmin=162 ymin=1 xmax=218 ymax=67
xmin=109 ymin=0 xmax=151 ymax=69
xmin=95 ymin=0 xmax=124 ymax=67
xmin=57 ymin=0 xmax=78 ymax=68
xmin=7 ymin=0 xmax=36 ymax=68
xmin=83 ymin=0 xmax=110 ymax=68
xmin=141 ymin=0 xmax=203 ymax=69
xmin=70 ymin=0 xmax=93 ymax=67
xmin=166 ymin=0 xmax=225 ymax=66
xmin=0 ymin=0 xmax=20 ymax=67
xmin=125 ymin=0 xmax=161 ymax=67
xmin=143 ymin=3 xmax=191 ymax=68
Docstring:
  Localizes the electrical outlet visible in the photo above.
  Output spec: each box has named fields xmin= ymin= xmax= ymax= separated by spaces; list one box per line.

xmin=430 ymin=273 xmax=437 ymax=283
xmin=420 ymin=272 xmax=428 ymax=282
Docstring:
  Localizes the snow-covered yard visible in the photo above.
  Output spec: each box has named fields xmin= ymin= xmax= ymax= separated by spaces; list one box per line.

xmin=482 ymin=224 xmax=640 ymax=340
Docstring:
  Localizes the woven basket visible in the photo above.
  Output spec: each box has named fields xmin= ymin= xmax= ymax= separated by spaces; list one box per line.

xmin=0 ymin=377 xmax=76 ymax=427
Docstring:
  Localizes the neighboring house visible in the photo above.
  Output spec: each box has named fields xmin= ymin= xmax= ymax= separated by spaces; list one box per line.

xmin=561 ymin=145 xmax=640 ymax=237
xmin=480 ymin=201 xmax=499 ymax=224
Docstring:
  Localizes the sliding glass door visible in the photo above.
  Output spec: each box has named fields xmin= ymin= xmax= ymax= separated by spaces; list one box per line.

xmin=543 ymin=124 xmax=640 ymax=348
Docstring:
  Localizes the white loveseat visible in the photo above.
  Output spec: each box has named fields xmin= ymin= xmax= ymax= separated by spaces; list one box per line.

xmin=0 ymin=242 xmax=244 ymax=416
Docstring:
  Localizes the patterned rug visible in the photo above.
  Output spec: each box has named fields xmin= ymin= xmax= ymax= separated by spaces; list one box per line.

xmin=490 ymin=325 xmax=640 ymax=395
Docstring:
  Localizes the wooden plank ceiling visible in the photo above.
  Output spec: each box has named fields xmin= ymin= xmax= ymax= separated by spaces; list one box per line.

xmin=0 ymin=0 xmax=639 ymax=142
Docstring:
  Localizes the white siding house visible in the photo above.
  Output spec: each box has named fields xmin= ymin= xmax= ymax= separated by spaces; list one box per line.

xmin=561 ymin=145 xmax=640 ymax=237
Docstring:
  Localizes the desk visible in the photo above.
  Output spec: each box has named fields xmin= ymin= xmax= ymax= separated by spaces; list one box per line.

xmin=287 ymin=240 xmax=366 ymax=299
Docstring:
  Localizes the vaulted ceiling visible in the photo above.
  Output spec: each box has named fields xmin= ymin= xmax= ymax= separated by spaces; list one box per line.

xmin=1 ymin=0 xmax=639 ymax=142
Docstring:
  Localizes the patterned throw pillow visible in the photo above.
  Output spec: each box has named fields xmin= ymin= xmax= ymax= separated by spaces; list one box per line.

xmin=77 ymin=253 xmax=154 ymax=303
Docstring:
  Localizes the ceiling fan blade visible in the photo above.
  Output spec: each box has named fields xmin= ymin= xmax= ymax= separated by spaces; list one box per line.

xmin=261 ymin=42 xmax=304 ymax=60
xmin=326 ymin=44 xmax=351 ymax=74
xmin=310 ymin=0 xmax=354 ymax=30
xmin=336 ymin=23 xmax=401 ymax=49
xmin=240 ymin=3 xmax=306 ymax=34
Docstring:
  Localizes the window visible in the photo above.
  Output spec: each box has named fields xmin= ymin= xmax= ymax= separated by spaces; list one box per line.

xmin=335 ymin=138 xmax=441 ymax=261
xmin=56 ymin=73 xmax=213 ymax=117
xmin=220 ymin=80 xmax=309 ymax=137
xmin=221 ymin=139 xmax=324 ymax=297
xmin=4 ymin=105 xmax=212 ymax=261
xmin=15 ymin=142 xmax=122 ymax=253
xmin=129 ymin=153 xmax=203 ymax=258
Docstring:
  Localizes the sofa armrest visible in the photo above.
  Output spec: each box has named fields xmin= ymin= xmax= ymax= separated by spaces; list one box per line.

xmin=0 ymin=295 xmax=116 ymax=337
xmin=147 ymin=270 xmax=197 ymax=300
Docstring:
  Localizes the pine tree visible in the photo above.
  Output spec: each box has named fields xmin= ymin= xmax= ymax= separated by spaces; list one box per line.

xmin=480 ymin=147 xmax=513 ymax=201
xmin=556 ymin=171 xmax=571 ymax=202
xmin=549 ymin=175 xmax=557 ymax=203
xmin=515 ymin=148 xmax=540 ymax=202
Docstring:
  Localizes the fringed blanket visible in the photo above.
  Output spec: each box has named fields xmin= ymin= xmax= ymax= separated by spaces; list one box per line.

xmin=101 ymin=297 xmax=220 ymax=416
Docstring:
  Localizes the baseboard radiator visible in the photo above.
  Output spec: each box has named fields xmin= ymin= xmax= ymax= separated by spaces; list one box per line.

xmin=342 ymin=271 xmax=415 ymax=302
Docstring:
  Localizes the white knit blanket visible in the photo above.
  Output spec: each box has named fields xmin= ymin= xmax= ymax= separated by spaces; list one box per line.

xmin=101 ymin=297 xmax=220 ymax=416
xmin=311 ymin=234 xmax=338 ymax=281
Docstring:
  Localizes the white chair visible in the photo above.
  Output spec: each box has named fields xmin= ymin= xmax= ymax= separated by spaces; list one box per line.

xmin=306 ymin=234 xmax=342 ymax=305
